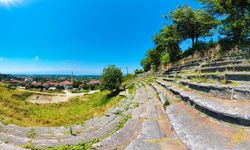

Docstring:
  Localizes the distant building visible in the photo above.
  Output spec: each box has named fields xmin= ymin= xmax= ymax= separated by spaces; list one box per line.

xmin=43 ymin=81 xmax=59 ymax=88
xmin=25 ymin=78 xmax=33 ymax=83
xmin=32 ymin=81 xmax=43 ymax=88
xmin=60 ymin=81 xmax=72 ymax=89
xmin=88 ymin=80 xmax=100 ymax=85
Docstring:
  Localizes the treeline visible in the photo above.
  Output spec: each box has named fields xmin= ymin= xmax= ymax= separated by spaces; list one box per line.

xmin=141 ymin=0 xmax=250 ymax=72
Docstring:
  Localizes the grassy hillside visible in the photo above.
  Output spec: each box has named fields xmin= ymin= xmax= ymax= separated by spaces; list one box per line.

xmin=0 ymin=83 xmax=122 ymax=127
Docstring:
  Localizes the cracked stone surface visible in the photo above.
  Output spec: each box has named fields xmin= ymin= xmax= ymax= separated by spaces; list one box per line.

xmin=93 ymin=86 xmax=144 ymax=150
xmin=157 ymin=79 xmax=250 ymax=124
xmin=152 ymin=81 xmax=250 ymax=150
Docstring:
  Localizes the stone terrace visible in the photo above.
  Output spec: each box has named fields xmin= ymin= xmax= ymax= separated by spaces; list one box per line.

xmin=3 ymin=53 xmax=250 ymax=149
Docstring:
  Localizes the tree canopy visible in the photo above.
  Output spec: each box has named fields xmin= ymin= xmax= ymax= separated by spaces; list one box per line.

xmin=140 ymin=1 xmax=249 ymax=72
xmin=171 ymin=5 xmax=217 ymax=47
xmin=200 ymin=0 xmax=250 ymax=44
xmin=100 ymin=65 xmax=123 ymax=92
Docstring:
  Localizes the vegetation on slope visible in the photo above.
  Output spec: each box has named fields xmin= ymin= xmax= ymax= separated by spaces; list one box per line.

xmin=141 ymin=1 xmax=250 ymax=72
xmin=0 ymin=83 xmax=122 ymax=127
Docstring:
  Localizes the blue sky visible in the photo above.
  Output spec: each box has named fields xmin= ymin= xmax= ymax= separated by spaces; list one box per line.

xmin=0 ymin=0 xmax=201 ymax=75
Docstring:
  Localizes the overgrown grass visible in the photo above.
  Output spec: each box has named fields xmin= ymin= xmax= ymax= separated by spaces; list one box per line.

xmin=147 ymin=76 xmax=156 ymax=83
xmin=190 ymin=77 xmax=216 ymax=84
xmin=25 ymin=139 xmax=100 ymax=150
xmin=0 ymin=84 xmax=123 ymax=127
xmin=115 ymin=114 xmax=132 ymax=131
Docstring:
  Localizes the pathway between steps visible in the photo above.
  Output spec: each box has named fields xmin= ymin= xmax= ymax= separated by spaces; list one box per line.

xmin=125 ymin=82 xmax=186 ymax=150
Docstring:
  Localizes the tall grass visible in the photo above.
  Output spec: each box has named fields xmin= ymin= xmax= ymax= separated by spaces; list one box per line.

xmin=0 ymin=84 xmax=122 ymax=127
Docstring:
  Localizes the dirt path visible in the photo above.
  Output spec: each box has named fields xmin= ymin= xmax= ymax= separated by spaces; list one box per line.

xmin=25 ymin=90 xmax=99 ymax=104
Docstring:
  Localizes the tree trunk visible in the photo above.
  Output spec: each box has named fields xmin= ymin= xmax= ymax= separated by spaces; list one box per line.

xmin=196 ymin=36 xmax=199 ymax=45
xmin=192 ymin=37 xmax=195 ymax=48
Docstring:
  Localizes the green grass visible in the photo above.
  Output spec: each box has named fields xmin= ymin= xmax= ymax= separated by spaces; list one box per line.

xmin=147 ymin=76 xmax=156 ymax=83
xmin=190 ymin=77 xmax=216 ymax=84
xmin=24 ymin=139 xmax=100 ymax=150
xmin=0 ymin=83 xmax=123 ymax=127
xmin=115 ymin=114 xmax=132 ymax=132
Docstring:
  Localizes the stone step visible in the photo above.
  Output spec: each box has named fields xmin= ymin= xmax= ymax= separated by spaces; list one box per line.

xmin=0 ymin=143 xmax=27 ymax=150
xmin=0 ymin=84 xmax=139 ymax=148
xmin=126 ymin=83 xmax=187 ymax=150
xmin=156 ymin=79 xmax=250 ymax=126
xmin=93 ymin=86 xmax=145 ymax=150
xmin=200 ymin=64 xmax=250 ymax=73
xmin=0 ymin=85 xmax=138 ymax=140
xmin=151 ymin=81 xmax=250 ymax=150
xmin=0 ymin=114 xmax=126 ymax=148
xmin=161 ymin=77 xmax=250 ymax=101
xmin=214 ymin=54 xmax=249 ymax=62
xmin=201 ymin=60 xmax=245 ymax=68
xmin=0 ymin=106 xmax=122 ymax=140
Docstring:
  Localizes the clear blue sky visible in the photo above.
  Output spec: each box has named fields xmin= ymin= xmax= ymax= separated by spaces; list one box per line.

xmin=0 ymin=0 xmax=201 ymax=75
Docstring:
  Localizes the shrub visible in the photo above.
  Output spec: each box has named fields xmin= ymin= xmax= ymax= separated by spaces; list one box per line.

xmin=100 ymin=65 xmax=123 ymax=92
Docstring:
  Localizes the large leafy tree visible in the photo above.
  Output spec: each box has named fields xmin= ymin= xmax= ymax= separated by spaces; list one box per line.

xmin=153 ymin=25 xmax=182 ymax=63
xmin=141 ymin=57 xmax=151 ymax=72
xmin=200 ymin=0 xmax=250 ymax=44
xmin=140 ymin=49 xmax=161 ymax=72
xmin=100 ymin=65 xmax=123 ymax=92
xmin=171 ymin=5 xmax=217 ymax=47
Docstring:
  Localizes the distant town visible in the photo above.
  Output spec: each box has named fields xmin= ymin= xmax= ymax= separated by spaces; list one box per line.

xmin=0 ymin=74 xmax=101 ymax=93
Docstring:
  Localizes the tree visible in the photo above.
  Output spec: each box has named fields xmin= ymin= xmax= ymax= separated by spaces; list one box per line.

xmin=134 ymin=69 xmax=144 ymax=75
xmin=200 ymin=0 xmax=250 ymax=45
xmin=171 ymin=5 xmax=217 ymax=48
xmin=100 ymin=65 xmax=123 ymax=92
xmin=154 ymin=25 xmax=182 ymax=63
xmin=140 ymin=49 xmax=161 ymax=72
xmin=141 ymin=57 xmax=151 ymax=72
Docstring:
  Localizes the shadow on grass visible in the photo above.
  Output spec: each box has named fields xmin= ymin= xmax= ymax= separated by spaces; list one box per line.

xmin=107 ymin=90 xmax=120 ymax=98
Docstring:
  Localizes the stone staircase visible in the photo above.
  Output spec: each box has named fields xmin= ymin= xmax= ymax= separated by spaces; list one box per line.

xmin=0 ymin=84 xmax=140 ymax=149
xmin=149 ymin=53 xmax=250 ymax=149
xmin=2 ymin=53 xmax=250 ymax=149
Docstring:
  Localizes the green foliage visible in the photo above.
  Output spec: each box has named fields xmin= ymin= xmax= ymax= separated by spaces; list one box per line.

xmin=171 ymin=5 xmax=217 ymax=47
xmin=44 ymin=139 xmax=100 ymax=150
xmin=141 ymin=57 xmax=151 ymax=72
xmin=163 ymin=98 xmax=170 ymax=108
xmin=116 ymin=114 xmax=132 ymax=131
xmin=11 ymin=92 xmax=33 ymax=101
xmin=100 ymin=65 xmax=123 ymax=92
xmin=123 ymin=74 xmax=136 ymax=82
xmin=155 ymin=25 xmax=182 ymax=63
xmin=0 ymin=84 xmax=122 ymax=127
xmin=141 ymin=49 xmax=161 ymax=72
xmin=200 ymin=0 xmax=250 ymax=45
xmin=27 ymin=129 xmax=36 ymax=139
xmin=134 ymin=102 xmax=140 ymax=108
xmin=160 ymin=53 xmax=170 ymax=66
xmin=147 ymin=76 xmax=156 ymax=83
xmin=182 ymin=40 xmax=216 ymax=57
xmin=140 ymin=1 xmax=249 ymax=71
xmin=134 ymin=69 xmax=144 ymax=75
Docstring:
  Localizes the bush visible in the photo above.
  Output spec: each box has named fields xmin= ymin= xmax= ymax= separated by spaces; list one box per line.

xmin=100 ymin=65 xmax=123 ymax=92
xmin=134 ymin=69 xmax=143 ymax=75
xmin=182 ymin=41 xmax=216 ymax=58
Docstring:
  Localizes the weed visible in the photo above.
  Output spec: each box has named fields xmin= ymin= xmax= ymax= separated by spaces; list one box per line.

xmin=27 ymin=129 xmax=36 ymax=139
xmin=116 ymin=114 xmax=132 ymax=131
xmin=134 ymin=102 xmax=140 ymax=108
